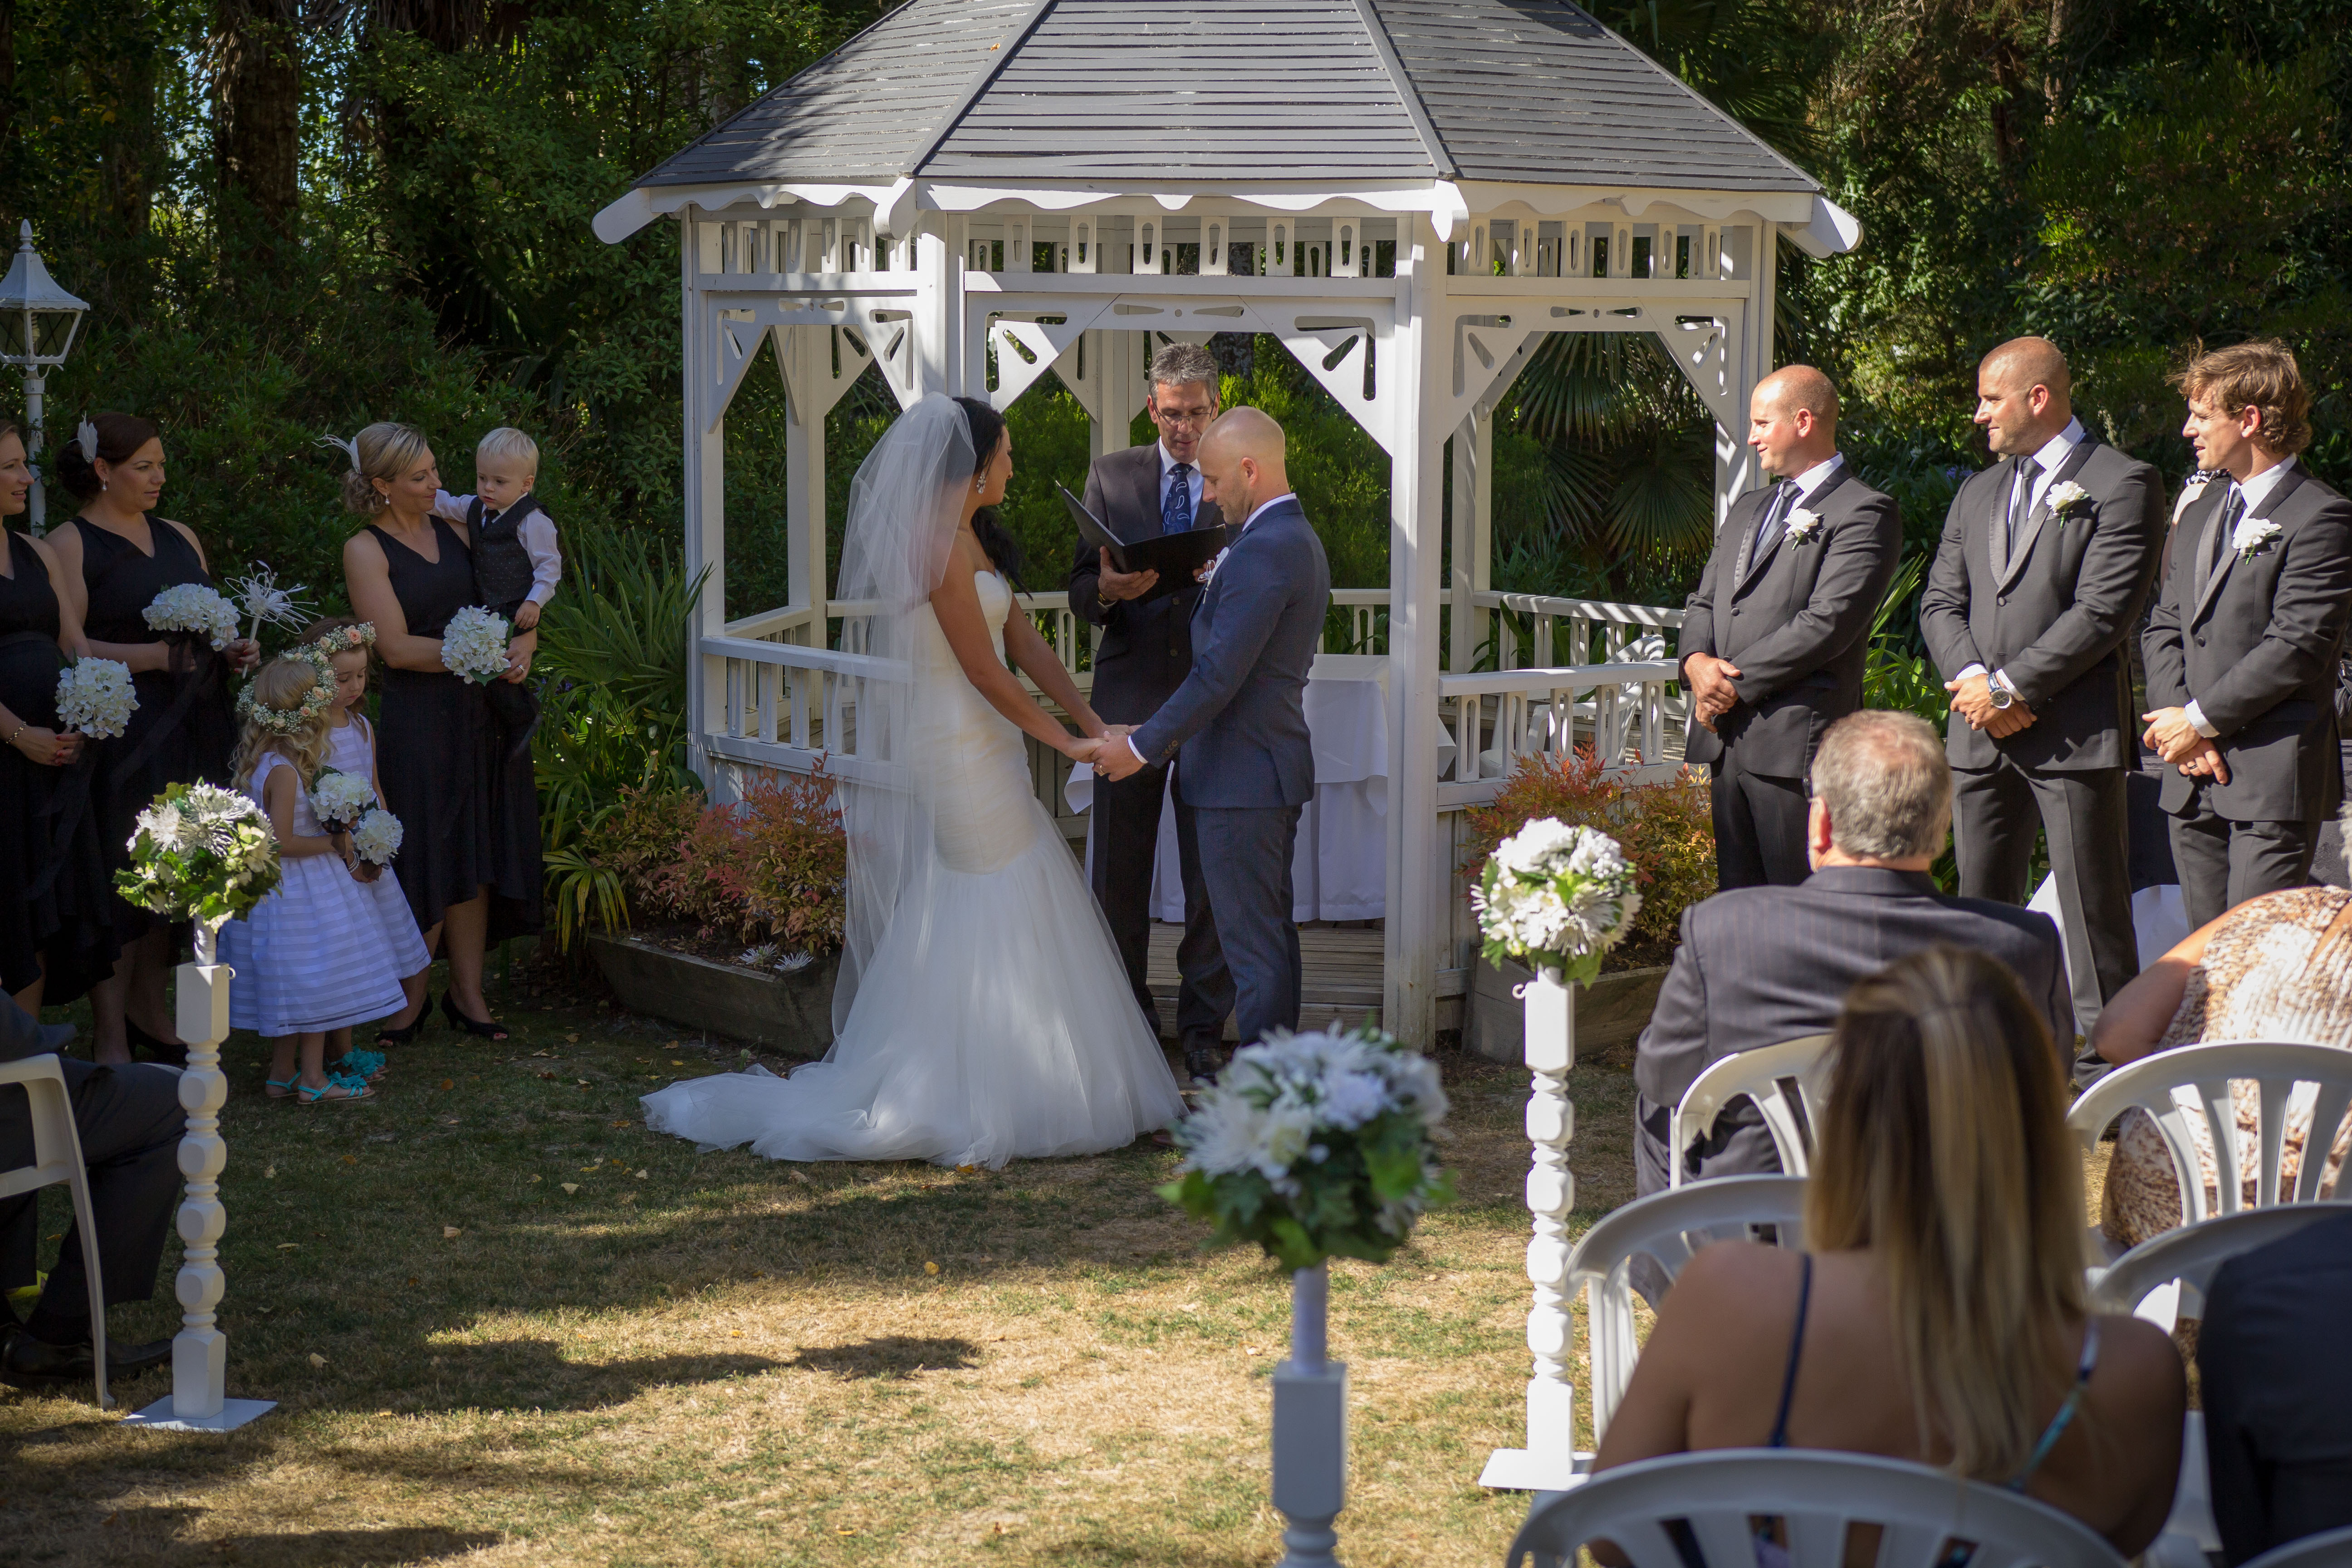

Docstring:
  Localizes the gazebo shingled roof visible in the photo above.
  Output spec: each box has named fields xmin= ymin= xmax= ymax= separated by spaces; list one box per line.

xmin=629 ymin=0 xmax=1819 ymax=195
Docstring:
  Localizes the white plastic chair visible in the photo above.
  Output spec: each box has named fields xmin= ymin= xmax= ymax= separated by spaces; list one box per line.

xmin=1669 ymin=1034 xmax=1833 ymax=1187
xmin=2089 ymin=1201 xmax=2352 ymax=1323
xmin=1569 ymin=1175 xmax=1809 ymax=1443
xmin=2243 ymin=1523 xmax=2352 ymax=1568
xmin=0 ymin=1054 xmax=111 ymax=1408
xmin=1507 ymin=1448 xmax=2128 ymax=1568
xmin=2067 ymin=1042 xmax=2352 ymax=1246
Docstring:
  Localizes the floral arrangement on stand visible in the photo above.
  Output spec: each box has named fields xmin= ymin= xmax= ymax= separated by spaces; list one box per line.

xmin=440 ymin=606 xmax=512 ymax=684
xmin=55 ymin=657 xmax=138 ymax=739
xmin=1472 ymin=817 xmax=1642 ymax=985
xmin=142 ymin=583 xmax=241 ymax=652
xmin=118 ymin=782 xmax=281 ymax=963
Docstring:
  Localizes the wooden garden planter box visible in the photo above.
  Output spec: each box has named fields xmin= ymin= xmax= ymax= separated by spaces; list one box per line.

xmin=587 ymin=935 xmax=838 ymax=1056
xmin=1466 ymin=956 xmax=1669 ymax=1066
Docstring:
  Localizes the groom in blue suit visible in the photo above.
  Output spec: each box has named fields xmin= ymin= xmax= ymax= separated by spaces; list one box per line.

xmin=1096 ymin=407 xmax=1332 ymax=1079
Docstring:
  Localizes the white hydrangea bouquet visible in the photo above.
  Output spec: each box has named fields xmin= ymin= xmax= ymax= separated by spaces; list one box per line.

xmin=117 ymin=782 xmax=282 ymax=957
xmin=440 ymin=605 xmax=512 ymax=684
xmin=1162 ymin=1027 xmax=1454 ymax=1270
xmin=142 ymin=583 xmax=241 ymax=651
xmin=1472 ymin=817 xmax=1642 ymax=986
xmin=54 ymin=657 xmax=138 ymax=738
xmin=348 ymin=807 xmax=403 ymax=867
xmin=309 ymin=767 xmax=377 ymax=833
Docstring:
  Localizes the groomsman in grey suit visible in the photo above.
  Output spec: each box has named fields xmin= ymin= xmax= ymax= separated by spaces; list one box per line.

xmin=1096 ymin=408 xmax=1331 ymax=1075
xmin=1632 ymin=711 xmax=2067 ymax=1197
xmin=2143 ymin=339 xmax=2352 ymax=928
xmin=1920 ymin=337 xmax=2165 ymax=1054
xmin=1068 ymin=344 xmax=1228 ymax=1075
xmin=1680 ymin=365 xmax=1902 ymax=887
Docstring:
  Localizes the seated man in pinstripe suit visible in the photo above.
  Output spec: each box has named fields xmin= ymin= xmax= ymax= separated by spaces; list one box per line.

xmin=1633 ymin=710 xmax=2071 ymax=1197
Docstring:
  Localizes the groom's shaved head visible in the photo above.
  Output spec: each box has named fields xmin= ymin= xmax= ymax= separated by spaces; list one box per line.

xmin=1196 ymin=407 xmax=1290 ymax=521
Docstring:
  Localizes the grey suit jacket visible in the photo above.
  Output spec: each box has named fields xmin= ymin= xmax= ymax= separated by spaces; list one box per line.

xmin=1634 ymin=866 xmax=2068 ymax=1183
xmin=1919 ymin=440 xmax=2166 ymax=772
xmin=1129 ymin=496 xmax=1330 ymax=810
xmin=2143 ymin=465 xmax=2352 ymax=822
xmin=1677 ymin=465 xmax=1901 ymax=777
xmin=1067 ymin=444 xmax=1223 ymax=726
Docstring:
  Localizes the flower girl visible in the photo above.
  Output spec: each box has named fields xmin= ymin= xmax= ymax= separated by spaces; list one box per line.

xmin=218 ymin=651 xmax=413 ymax=1104
xmin=300 ymin=617 xmax=431 ymax=1068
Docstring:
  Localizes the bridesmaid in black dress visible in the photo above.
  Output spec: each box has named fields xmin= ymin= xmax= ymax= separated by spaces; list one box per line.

xmin=47 ymin=413 xmax=260 ymax=1064
xmin=339 ymin=421 xmax=542 ymax=1041
xmin=0 ymin=421 xmax=118 ymax=1013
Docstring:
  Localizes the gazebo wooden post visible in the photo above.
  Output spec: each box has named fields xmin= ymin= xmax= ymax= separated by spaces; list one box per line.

xmin=683 ymin=208 xmax=730 ymax=796
xmin=779 ymin=323 xmax=831 ymax=648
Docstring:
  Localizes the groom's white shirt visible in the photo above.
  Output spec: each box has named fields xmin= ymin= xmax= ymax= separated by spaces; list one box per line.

xmin=1120 ymin=491 xmax=1295 ymax=769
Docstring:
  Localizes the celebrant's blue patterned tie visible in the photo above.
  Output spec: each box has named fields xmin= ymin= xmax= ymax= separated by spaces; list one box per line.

xmin=1163 ymin=463 xmax=1194 ymax=536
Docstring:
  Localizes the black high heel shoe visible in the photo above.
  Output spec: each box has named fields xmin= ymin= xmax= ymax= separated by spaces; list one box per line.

xmin=124 ymin=1019 xmax=189 ymax=1067
xmin=439 ymin=991 xmax=509 ymax=1041
xmin=377 ymin=1003 xmax=430 ymax=1045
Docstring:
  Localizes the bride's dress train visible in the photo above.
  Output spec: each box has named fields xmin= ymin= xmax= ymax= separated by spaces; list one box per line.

xmin=643 ymin=570 xmax=1185 ymax=1168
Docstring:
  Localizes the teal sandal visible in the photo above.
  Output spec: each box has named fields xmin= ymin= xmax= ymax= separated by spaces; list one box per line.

xmin=264 ymin=1076 xmax=298 ymax=1101
xmin=298 ymin=1073 xmax=374 ymax=1105
xmin=329 ymin=1047 xmax=387 ymax=1082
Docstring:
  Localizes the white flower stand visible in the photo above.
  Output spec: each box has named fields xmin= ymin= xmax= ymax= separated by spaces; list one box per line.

xmin=1477 ymin=964 xmax=1590 ymax=1490
xmin=123 ymin=925 xmax=275 ymax=1431
xmin=1273 ymin=1261 xmax=1348 ymax=1567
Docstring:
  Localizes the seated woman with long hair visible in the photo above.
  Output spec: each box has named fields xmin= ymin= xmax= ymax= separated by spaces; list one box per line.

xmin=1593 ymin=947 xmax=2185 ymax=1558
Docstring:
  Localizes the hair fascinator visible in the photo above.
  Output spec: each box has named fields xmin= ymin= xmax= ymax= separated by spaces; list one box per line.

xmin=315 ymin=432 xmax=362 ymax=474
xmin=76 ymin=416 xmax=98 ymax=457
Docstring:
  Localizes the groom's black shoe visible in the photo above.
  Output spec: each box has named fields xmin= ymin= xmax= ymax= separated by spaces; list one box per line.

xmin=1182 ymin=1033 xmax=1224 ymax=1086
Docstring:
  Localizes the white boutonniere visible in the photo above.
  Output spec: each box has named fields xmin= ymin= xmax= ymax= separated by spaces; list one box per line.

xmin=2045 ymin=480 xmax=2092 ymax=521
xmin=1783 ymin=508 xmax=1824 ymax=544
xmin=2233 ymin=515 xmax=2283 ymax=559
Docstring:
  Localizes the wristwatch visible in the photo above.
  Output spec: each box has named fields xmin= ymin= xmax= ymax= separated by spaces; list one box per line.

xmin=1987 ymin=678 xmax=2014 ymax=711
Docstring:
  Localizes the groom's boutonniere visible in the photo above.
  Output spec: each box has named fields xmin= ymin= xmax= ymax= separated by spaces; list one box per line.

xmin=2233 ymin=514 xmax=2283 ymax=559
xmin=1783 ymin=508 xmax=1824 ymax=544
xmin=2045 ymin=480 xmax=2092 ymax=523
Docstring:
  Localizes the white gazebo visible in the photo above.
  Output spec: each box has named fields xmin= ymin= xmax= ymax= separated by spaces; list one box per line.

xmin=596 ymin=0 xmax=1856 ymax=1490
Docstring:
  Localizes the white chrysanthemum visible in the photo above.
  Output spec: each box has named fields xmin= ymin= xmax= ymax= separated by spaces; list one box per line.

xmin=349 ymin=808 xmax=403 ymax=865
xmin=1493 ymin=816 xmax=1578 ymax=877
xmin=311 ymin=769 xmax=377 ymax=830
xmin=440 ymin=606 xmax=512 ymax=684
xmin=1319 ymin=1069 xmax=1391 ymax=1130
xmin=56 ymin=658 xmax=138 ymax=739
xmin=142 ymin=584 xmax=241 ymax=650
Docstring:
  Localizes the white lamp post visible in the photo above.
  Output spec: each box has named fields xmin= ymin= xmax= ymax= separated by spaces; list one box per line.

xmin=0 ymin=220 xmax=92 ymax=536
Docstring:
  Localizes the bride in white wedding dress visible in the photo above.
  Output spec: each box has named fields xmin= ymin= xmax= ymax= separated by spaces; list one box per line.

xmin=643 ymin=395 xmax=1186 ymax=1168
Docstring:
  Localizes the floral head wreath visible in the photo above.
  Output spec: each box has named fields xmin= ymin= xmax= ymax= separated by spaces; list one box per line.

xmin=310 ymin=622 xmax=377 ymax=661
xmin=235 ymin=646 xmax=338 ymax=736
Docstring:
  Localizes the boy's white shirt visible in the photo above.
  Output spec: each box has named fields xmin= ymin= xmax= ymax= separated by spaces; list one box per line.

xmin=431 ymin=488 xmax=562 ymax=607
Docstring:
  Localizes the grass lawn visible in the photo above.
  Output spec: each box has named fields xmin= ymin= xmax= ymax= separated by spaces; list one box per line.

xmin=3 ymin=965 xmax=1645 ymax=1567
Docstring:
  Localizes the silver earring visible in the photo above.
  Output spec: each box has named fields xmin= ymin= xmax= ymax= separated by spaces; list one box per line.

xmin=974 ymin=477 xmax=984 ymax=493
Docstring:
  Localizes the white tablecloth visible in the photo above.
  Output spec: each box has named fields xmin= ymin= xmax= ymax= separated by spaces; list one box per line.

xmin=1066 ymin=654 xmax=1389 ymax=922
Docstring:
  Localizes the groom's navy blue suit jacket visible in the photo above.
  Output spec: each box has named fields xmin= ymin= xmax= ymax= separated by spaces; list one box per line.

xmin=1129 ymin=495 xmax=1330 ymax=809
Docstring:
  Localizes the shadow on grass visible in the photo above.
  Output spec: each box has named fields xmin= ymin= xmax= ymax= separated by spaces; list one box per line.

xmin=201 ymin=1524 xmax=502 ymax=1565
xmin=788 ymin=1335 xmax=982 ymax=1378
xmin=304 ymin=1337 xmax=784 ymax=1415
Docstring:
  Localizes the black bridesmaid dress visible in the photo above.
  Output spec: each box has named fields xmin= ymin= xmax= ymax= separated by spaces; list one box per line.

xmin=0 ymin=531 xmax=119 ymax=1002
xmin=74 ymin=514 xmax=237 ymax=946
xmin=368 ymin=518 xmax=542 ymax=943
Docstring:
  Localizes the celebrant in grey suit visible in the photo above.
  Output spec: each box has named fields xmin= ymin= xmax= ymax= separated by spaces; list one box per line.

xmin=1632 ymin=711 xmax=2068 ymax=1199
xmin=1920 ymin=336 xmax=2165 ymax=1054
xmin=1679 ymin=366 xmax=1901 ymax=887
xmin=1067 ymin=344 xmax=1229 ymax=1078
xmin=1095 ymin=407 xmax=1331 ymax=1074
xmin=2143 ymin=339 xmax=2352 ymax=929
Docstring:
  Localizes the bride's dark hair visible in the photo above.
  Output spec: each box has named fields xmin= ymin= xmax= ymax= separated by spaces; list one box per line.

xmin=952 ymin=395 xmax=1024 ymax=591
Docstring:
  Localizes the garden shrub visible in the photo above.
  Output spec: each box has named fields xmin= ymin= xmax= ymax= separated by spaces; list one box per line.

xmin=1461 ymin=750 xmax=1716 ymax=971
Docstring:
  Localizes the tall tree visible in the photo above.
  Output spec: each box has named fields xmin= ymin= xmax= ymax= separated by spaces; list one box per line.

xmin=214 ymin=0 xmax=303 ymax=245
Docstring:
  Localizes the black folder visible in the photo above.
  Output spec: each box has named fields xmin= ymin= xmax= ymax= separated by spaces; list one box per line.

xmin=1058 ymin=484 xmax=1230 ymax=605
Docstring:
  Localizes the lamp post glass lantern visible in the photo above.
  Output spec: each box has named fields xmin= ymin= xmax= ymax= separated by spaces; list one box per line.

xmin=0 ymin=220 xmax=91 ymax=535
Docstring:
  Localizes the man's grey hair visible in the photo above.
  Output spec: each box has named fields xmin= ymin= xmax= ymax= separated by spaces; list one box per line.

xmin=1148 ymin=343 xmax=1219 ymax=398
xmin=1809 ymin=710 xmax=1952 ymax=861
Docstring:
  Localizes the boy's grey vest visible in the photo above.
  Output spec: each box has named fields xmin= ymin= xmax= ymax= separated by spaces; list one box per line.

xmin=466 ymin=493 xmax=541 ymax=612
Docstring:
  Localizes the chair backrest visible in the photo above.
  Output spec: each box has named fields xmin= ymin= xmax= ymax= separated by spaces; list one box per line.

xmin=1671 ymin=1034 xmax=1833 ymax=1188
xmin=0 ymin=1054 xmax=75 ymax=1202
xmin=2241 ymin=1523 xmax=2352 ymax=1568
xmin=2090 ymin=1202 xmax=2352 ymax=1321
xmin=1567 ymin=1175 xmax=1810 ymax=1442
xmin=2066 ymin=1043 xmax=2352 ymax=1224
xmin=1507 ymin=1448 xmax=2129 ymax=1568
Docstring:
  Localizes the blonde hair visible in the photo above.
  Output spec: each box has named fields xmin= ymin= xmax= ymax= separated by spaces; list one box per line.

xmin=337 ymin=421 xmax=433 ymax=515
xmin=2173 ymin=339 xmax=2313 ymax=455
xmin=1806 ymin=946 xmax=2088 ymax=1481
xmin=475 ymin=426 xmax=539 ymax=471
xmin=232 ymin=655 xmax=335 ymax=792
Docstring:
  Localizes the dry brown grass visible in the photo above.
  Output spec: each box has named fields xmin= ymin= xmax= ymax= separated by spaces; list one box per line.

xmin=2 ymin=987 xmax=1644 ymax=1568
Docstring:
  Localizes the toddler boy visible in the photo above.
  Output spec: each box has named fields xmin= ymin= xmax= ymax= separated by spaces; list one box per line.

xmin=434 ymin=426 xmax=560 ymax=760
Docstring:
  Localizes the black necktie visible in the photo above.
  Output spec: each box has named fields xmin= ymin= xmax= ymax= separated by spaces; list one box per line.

xmin=2008 ymin=456 xmax=2042 ymax=553
xmin=1753 ymin=480 xmax=1798 ymax=560
xmin=2202 ymin=486 xmax=2244 ymax=593
xmin=1162 ymin=463 xmax=1194 ymax=536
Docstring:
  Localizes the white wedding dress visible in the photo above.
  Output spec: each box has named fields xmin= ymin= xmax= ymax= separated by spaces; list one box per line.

xmin=643 ymin=569 xmax=1186 ymax=1168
